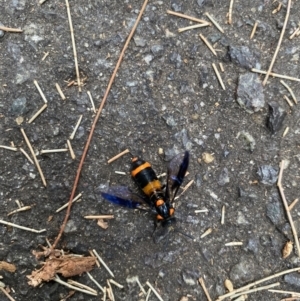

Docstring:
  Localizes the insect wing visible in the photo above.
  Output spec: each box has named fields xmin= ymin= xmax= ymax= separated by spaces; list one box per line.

xmin=100 ymin=186 xmax=148 ymax=209
xmin=165 ymin=151 xmax=189 ymax=202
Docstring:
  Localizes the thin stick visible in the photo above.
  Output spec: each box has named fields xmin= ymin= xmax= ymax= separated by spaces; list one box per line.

xmin=205 ymin=13 xmax=224 ymax=33
xmin=195 ymin=209 xmax=208 ymax=213
xmin=269 ymin=289 xmax=300 ymax=297
xmin=219 ymin=63 xmax=224 ymax=72
xmin=289 ymin=27 xmax=300 ymax=39
xmin=284 ymin=95 xmax=294 ymax=107
xmin=145 ymin=289 xmax=151 ymax=301
xmin=107 ymin=280 xmax=115 ymax=301
xmin=55 ymin=83 xmax=66 ymax=100
xmin=199 ymin=34 xmax=217 ymax=56
xmin=86 ymin=272 xmax=104 ymax=293
xmin=84 ymin=215 xmax=114 ymax=219
xmin=93 ymin=249 xmax=115 ymax=278
xmin=114 ymin=171 xmax=126 ymax=175
xmin=221 ymin=205 xmax=225 ymax=224
xmin=54 ymin=276 xmax=97 ymax=296
xmin=0 ymin=145 xmax=17 ymax=151
xmin=28 ymin=104 xmax=47 ymax=123
xmin=288 ymin=198 xmax=299 ymax=211
xmin=65 ymin=0 xmax=81 ymax=92
xmin=167 ymin=10 xmax=208 ymax=24
xmin=251 ymin=68 xmax=300 ymax=82
xmin=250 ymin=21 xmax=258 ymax=39
xmin=0 ymin=26 xmax=22 ymax=33
xmin=87 ymin=91 xmax=96 ymax=113
xmin=201 ymin=228 xmax=212 ymax=238
xmin=20 ymin=128 xmax=47 ymax=186
xmin=7 ymin=206 xmax=31 ymax=216
xmin=69 ymin=115 xmax=83 ymax=140
xmin=272 ymin=2 xmax=282 ymax=14
xmin=225 ymin=242 xmax=243 ymax=246
xmin=107 ymin=149 xmax=130 ymax=164
xmin=280 ymin=80 xmax=298 ymax=104
xmin=262 ymin=0 xmax=291 ymax=86
xmin=277 ymin=160 xmax=300 ymax=257
xmin=109 ymin=279 xmax=124 ymax=289
xmin=41 ymin=52 xmax=49 ymax=61
xmin=228 ymin=0 xmax=234 ymax=24
xmin=56 ymin=192 xmax=82 ymax=213
xmin=0 ymin=287 xmax=16 ymax=301
xmin=216 ymin=267 xmax=300 ymax=300
xmin=33 ymin=80 xmax=48 ymax=103
xmin=67 ymin=139 xmax=76 ymax=160
xmin=146 ymin=281 xmax=164 ymax=301
xmin=67 ymin=279 xmax=97 ymax=294
xmin=212 ymin=63 xmax=225 ymax=89
xmin=51 ymin=0 xmax=149 ymax=251
xmin=231 ymin=282 xmax=280 ymax=299
xmin=136 ymin=277 xmax=147 ymax=295
xmin=178 ymin=23 xmax=210 ymax=33
xmin=20 ymin=148 xmax=34 ymax=164
xmin=103 ymin=287 xmax=107 ymax=301
xmin=282 ymin=127 xmax=289 ymax=137
xmin=40 ymin=149 xmax=68 ymax=154
xmin=174 ymin=179 xmax=194 ymax=200
xmin=198 ymin=277 xmax=212 ymax=301
xmin=0 ymin=219 xmax=46 ymax=233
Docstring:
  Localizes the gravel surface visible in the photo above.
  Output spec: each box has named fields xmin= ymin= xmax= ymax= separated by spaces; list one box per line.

xmin=1 ymin=0 xmax=300 ymax=300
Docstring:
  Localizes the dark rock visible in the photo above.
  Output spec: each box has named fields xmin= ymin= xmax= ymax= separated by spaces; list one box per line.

xmin=229 ymin=257 xmax=257 ymax=284
xmin=284 ymin=273 xmax=300 ymax=288
xmin=236 ymin=73 xmax=265 ymax=113
xmin=246 ymin=238 xmax=260 ymax=253
xmin=266 ymin=193 xmax=284 ymax=226
xmin=171 ymin=0 xmax=183 ymax=12
xmin=9 ymin=97 xmax=27 ymax=115
xmin=218 ymin=168 xmax=230 ymax=186
xmin=151 ymin=44 xmax=164 ymax=57
xmin=266 ymin=101 xmax=287 ymax=134
xmin=170 ymin=52 xmax=182 ymax=68
xmin=228 ymin=45 xmax=261 ymax=69
xmin=257 ymin=165 xmax=278 ymax=185
xmin=182 ymin=269 xmax=200 ymax=285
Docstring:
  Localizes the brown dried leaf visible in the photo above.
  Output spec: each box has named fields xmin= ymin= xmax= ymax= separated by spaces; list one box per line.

xmin=27 ymin=256 xmax=96 ymax=287
xmin=97 ymin=218 xmax=109 ymax=229
xmin=282 ymin=241 xmax=293 ymax=258
xmin=0 ymin=261 xmax=16 ymax=273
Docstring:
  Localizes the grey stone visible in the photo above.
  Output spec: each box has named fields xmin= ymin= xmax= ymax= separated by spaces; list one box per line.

xmin=236 ymin=73 xmax=265 ymax=113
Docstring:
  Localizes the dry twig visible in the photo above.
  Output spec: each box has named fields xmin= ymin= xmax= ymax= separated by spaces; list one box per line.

xmin=21 ymin=128 xmax=47 ymax=186
xmin=65 ymin=0 xmax=81 ymax=92
xmin=167 ymin=10 xmax=208 ymax=24
xmin=251 ymin=68 xmax=300 ymax=82
xmin=0 ymin=26 xmax=22 ymax=33
xmin=0 ymin=287 xmax=16 ymax=301
xmin=69 ymin=115 xmax=83 ymax=140
xmin=263 ymin=0 xmax=291 ymax=85
xmin=250 ymin=21 xmax=258 ymax=39
xmin=146 ymin=281 xmax=164 ymax=301
xmin=178 ymin=23 xmax=210 ymax=33
xmin=33 ymin=80 xmax=48 ymax=103
xmin=228 ymin=0 xmax=234 ymax=24
xmin=199 ymin=34 xmax=217 ymax=56
xmin=277 ymin=160 xmax=300 ymax=257
xmin=55 ymin=83 xmax=66 ymax=100
xmin=212 ymin=63 xmax=225 ymax=89
xmin=199 ymin=277 xmax=212 ymax=301
xmin=0 ymin=145 xmax=17 ymax=151
xmin=0 ymin=219 xmax=46 ymax=233
xmin=51 ymin=0 xmax=149 ymax=251
xmin=216 ymin=267 xmax=300 ymax=300
xmin=86 ymin=271 xmax=105 ymax=293
xmin=28 ymin=104 xmax=48 ymax=124
xmin=107 ymin=149 xmax=130 ymax=164
xmin=205 ymin=12 xmax=224 ymax=33
xmin=280 ymin=80 xmax=298 ymax=104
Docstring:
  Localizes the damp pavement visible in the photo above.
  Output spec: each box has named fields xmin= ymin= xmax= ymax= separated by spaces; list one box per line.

xmin=1 ymin=1 xmax=300 ymax=300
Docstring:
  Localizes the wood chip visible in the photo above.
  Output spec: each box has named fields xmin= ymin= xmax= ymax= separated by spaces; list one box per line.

xmin=282 ymin=241 xmax=293 ymax=258
xmin=199 ymin=34 xmax=217 ymax=56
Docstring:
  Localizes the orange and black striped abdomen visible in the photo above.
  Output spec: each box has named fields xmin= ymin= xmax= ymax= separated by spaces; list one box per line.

xmin=131 ymin=157 xmax=162 ymax=197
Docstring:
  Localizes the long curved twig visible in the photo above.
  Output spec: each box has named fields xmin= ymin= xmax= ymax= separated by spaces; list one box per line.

xmin=51 ymin=0 xmax=149 ymax=250
xmin=262 ymin=0 xmax=291 ymax=86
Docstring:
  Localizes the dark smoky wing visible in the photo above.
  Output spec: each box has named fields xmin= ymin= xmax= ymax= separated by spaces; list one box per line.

xmin=165 ymin=151 xmax=189 ymax=202
xmin=98 ymin=186 xmax=149 ymax=209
